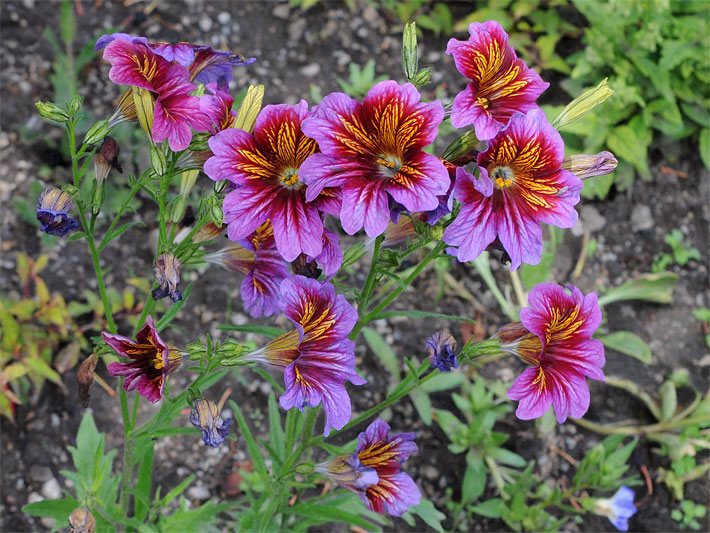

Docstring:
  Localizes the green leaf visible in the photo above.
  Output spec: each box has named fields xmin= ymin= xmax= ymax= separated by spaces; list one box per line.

xmin=598 ymin=331 xmax=652 ymax=364
xmin=22 ymin=497 xmax=78 ymax=528
xmin=607 ymin=124 xmax=651 ymax=179
xmin=408 ymin=499 xmax=446 ymax=533
xmin=598 ymin=272 xmax=678 ymax=306
xmin=286 ymin=502 xmax=378 ymax=530
xmin=374 ymin=310 xmax=475 ymax=322
xmin=229 ymin=399 xmax=269 ymax=481
xmin=462 ymin=453 xmax=486 ymax=503
xmin=155 ymin=283 xmax=192 ymax=330
xmin=700 ymin=129 xmax=710 ymax=169
xmin=160 ymin=474 xmax=195 ymax=507
xmin=420 ymin=372 xmax=466 ymax=393
xmin=409 ymin=388 xmax=433 ymax=425
xmin=471 ymin=498 xmax=506 ymax=518
xmin=362 ymin=327 xmax=400 ymax=378
xmin=268 ymin=392 xmax=286 ymax=459
xmin=488 ymin=447 xmax=527 ymax=468
xmin=159 ymin=498 xmax=231 ymax=532
xmin=659 ymin=381 xmax=678 ymax=422
xmin=134 ymin=443 xmax=154 ymax=522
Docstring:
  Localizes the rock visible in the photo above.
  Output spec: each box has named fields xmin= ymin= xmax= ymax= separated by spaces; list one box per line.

xmin=198 ymin=16 xmax=213 ymax=33
xmin=188 ymin=485 xmax=211 ymax=500
xmin=422 ymin=465 xmax=438 ymax=480
xmin=299 ymin=63 xmax=320 ymax=77
xmin=217 ymin=11 xmax=231 ymax=25
xmin=288 ymin=19 xmax=307 ymax=41
xmin=41 ymin=478 xmax=62 ymax=500
xmin=580 ymin=205 xmax=606 ymax=232
xmin=28 ymin=492 xmax=43 ymax=504
xmin=272 ymin=4 xmax=290 ymax=19
xmin=362 ymin=6 xmax=379 ymax=25
xmin=29 ymin=465 xmax=53 ymax=483
xmin=630 ymin=204 xmax=653 ymax=232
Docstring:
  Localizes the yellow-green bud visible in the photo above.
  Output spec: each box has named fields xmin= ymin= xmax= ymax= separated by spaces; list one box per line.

xmin=150 ymin=145 xmax=167 ymax=176
xmin=35 ymin=101 xmax=69 ymax=123
xmin=562 ymin=151 xmax=618 ymax=179
xmin=67 ymin=95 xmax=83 ymax=116
xmin=552 ymin=79 xmax=613 ymax=130
xmin=132 ymin=86 xmax=155 ymax=136
xmin=443 ymin=130 xmax=487 ymax=164
xmin=402 ymin=22 xmax=418 ymax=80
xmin=234 ymin=84 xmax=265 ymax=133
xmin=411 ymin=67 xmax=432 ymax=88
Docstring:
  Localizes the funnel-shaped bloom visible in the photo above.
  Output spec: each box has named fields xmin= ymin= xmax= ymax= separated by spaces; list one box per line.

xmin=355 ymin=419 xmax=421 ymax=516
xmin=103 ymin=316 xmax=181 ymax=403
xmin=444 ymin=109 xmax=581 ymax=269
xmin=205 ymin=101 xmax=334 ymax=261
xmin=203 ymin=222 xmax=290 ymax=318
xmin=36 ymin=187 xmax=79 ymax=237
xmin=593 ymin=486 xmax=637 ymax=532
xmin=315 ymin=455 xmax=379 ymax=492
xmin=503 ymin=283 xmax=605 ymax=423
xmin=300 ymin=81 xmax=449 ymax=237
xmin=200 ymin=82 xmax=236 ymax=134
xmin=245 ymin=276 xmax=366 ymax=434
xmin=447 ymin=21 xmax=548 ymax=140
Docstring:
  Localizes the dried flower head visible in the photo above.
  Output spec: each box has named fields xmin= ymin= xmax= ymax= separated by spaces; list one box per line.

xmin=36 ymin=187 xmax=79 ymax=237
xmin=152 ymin=254 xmax=183 ymax=303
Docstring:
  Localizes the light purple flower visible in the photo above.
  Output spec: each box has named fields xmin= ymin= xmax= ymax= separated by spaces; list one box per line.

xmin=594 ymin=486 xmax=637 ymax=531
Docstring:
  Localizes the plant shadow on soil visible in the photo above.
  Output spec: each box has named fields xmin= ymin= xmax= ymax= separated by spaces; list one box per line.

xmin=1 ymin=1 xmax=708 ymax=531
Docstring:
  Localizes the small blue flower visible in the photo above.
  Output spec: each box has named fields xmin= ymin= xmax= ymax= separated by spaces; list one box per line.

xmin=594 ymin=486 xmax=637 ymax=531
xmin=36 ymin=187 xmax=79 ymax=237
xmin=189 ymin=398 xmax=232 ymax=447
xmin=426 ymin=331 xmax=458 ymax=372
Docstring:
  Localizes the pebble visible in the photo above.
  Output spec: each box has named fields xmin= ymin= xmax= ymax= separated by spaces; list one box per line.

xmin=41 ymin=478 xmax=62 ymax=500
xmin=187 ymin=485 xmax=211 ymax=500
xmin=299 ymin=63 xmax=321 ymax=77
xmin=29 ymin=465 xmax=53 ymax=483
xmin=630 ymin=204 xmax=654 ymax=232
xmin=288 ymin=19 xmax=307 ymax=41
xmin=580 ymin=205 xmax=606 ymax=233
xmin=272 ymin=4 xmax=291 ymax=19
xmin=217 ymin=11 xmax=231 ymax=25
xmin=422 ymin=465 xmax=438 ymax=480
xmin=198 ymin=17 xmax=213 ymax=33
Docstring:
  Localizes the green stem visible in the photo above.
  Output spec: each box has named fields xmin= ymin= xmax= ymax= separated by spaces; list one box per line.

xmin=509 ymin=269 xmax=527 ymax=308
xmin=358 ymin=235 xmax=384 ymax=314
xmin=472 ymin=252 xmax=518 ymax=322
xmin=351 ymin=240 xmax=446 ymax=338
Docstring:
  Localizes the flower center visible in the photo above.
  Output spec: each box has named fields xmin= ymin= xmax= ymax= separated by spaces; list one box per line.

xmin=476 ymin=96 xmax=490 ymax=109
xmin=492 ymin=166 xmax=515 ymax=189
xmin=279 ymin=168 xmax=302 ymax=189
xmin=376 ymin=154 xmax=402 ymax=179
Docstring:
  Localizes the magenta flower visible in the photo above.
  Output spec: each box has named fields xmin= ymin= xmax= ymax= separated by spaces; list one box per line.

xmin=199 ymin=82 xmax=236 ymax=134
xmin=443 ymin=109 xmax=582 ymax=269
xmin=300 ymin=81 xmax=449 ymax=237
xmin=447 ymin=21 xmax=549 ymax=140
xmin=203 ymin=222 xmax=290 ymax=318
xmin=102 ymin=316 xmax=182 ymax=403
xmin=354 ymin=419 xmax=420 ymax=516
xmin=502 ymin=283 xmax=605 ymax=423
xmin=205 ymin=100 xmax=336 ymax=261
xmin=245 ymin=276 xmax=366 ymax=435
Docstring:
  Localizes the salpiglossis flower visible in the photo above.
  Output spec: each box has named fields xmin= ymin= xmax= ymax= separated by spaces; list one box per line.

xmin=36 ymin=187 xmax=79 ymax=237
xmin=205 ymin=101 xmax=335 ymax=262
xmin=447 ymin=21 xmax=548 ymax=140
xmin=593 ymin=486 xmax=637 ymax=532
xmin=444 ymin=109 xmax=582 ymax=269
xmin=244 ymin=276 xmax=366 ymax=434
xmin=503 ymin=283 xmax=605 ymax=423
xmin=300 ymin=80 xmax=449 ymax=237
xmin=354 ymin=419 xmax=421 ymax=516
xmin=203 ymin=222 xmax=290 ymax=318
xmin=426 ymin=331 xmax=458 ymax=372
xmin=103 ymin=316 xmax=182 ymax=403
xmin=189 ymin=397 xmax=233 ymax=448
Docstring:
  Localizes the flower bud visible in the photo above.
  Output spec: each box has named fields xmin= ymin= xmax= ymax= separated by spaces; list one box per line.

xmin=402 ymin=22 xmax=418 ymax=80
xmin=552 ymin=78 xmax=613 ymax=130
xmin=69 ymin=506 xmax=96 ymax=533
xmin=443 ymin=130 xmax=487 ymax=165
xmin=150 ymin=144 xmax=167 ymax=176
xmin=132 ymin=86 xmax=155 ymax=136
xmin=109 ymin=89 xmax=137 ymax=128
xmin=35 ymin=101 xmax=69 ymax=123
xmin=234 ymin=84 xmax=265 ymax=133
xmin=294 ymin=463 xmax=315 ymax=475
xmin=411 ymin=67 xmax=432 ymax=88
xmin=67 ymin=95 xmax=83 ymax=116
xmin=172 ymin=170 xmax=200 ymax=223
xmin=83 ymin=119 xmax=111 ymax=146
xmin=217 ymin=341 xmax=246 ymax=366
xmin=192 ymin=222 xmax=225 ymax=243
xmin=562 ymin=151 xmax=617 ymax=179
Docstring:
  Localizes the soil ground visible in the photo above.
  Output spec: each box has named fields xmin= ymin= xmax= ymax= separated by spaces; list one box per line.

xmin=1 ymin=1 xmax=708 ymax=532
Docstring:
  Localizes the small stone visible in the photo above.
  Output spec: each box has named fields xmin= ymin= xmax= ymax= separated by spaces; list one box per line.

xmin=580 ymin=205 xmax=606 ymax=233
xmin=299 ymin=63 xmax=321 ymax=77
xmin=198 ymin=16 xmax=213 ymax=32
xmin=217 ymin=11 xmax=231 ymax=25
xmin=28 ymin=492 xmax=43 ymax=504
xmin=630 ymin=204 xmax=653 ymax=232
xmin=41 ymin=478 xmax=62 ymax=500
xmin=362 ymin=6 xmax=379 ymax=25
xmin=288 ymin=18 xmax=307 ymax=41
xmin=187 ymin=485 xmax=211 ymax=500
xmin=422 ymin=465 xmax=438 ymax=480
xmin=29 ymin=465 xmax=53 ymax=483
xmin=272 ymin=4 xmax=290 ymax=19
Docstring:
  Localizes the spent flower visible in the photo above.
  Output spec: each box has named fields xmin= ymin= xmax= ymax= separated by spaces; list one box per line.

xmin=36 ymin=187 xmax=79 ymax=237
xmin=426 ymin=331 xmax=458 ymax=372
xmin=189 ymin=397 xmax=233 ymax=447
xmin=152 ymin=254 xmax=183 ymax=302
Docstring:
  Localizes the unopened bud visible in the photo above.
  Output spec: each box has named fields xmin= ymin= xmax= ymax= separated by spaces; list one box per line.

xmin=234 ymin=84 xmax=265 ymax=133
xmin=83 ymin=119 xmax=111 ymax=146
xmin=150 ymin=145 xmax=167 ymax=176
xmin=294 ymin=463 xmax=315 ymax=475
xmin=402 ymin=22 xmax=418 ymax=80
xmin=218 ymin=341 xmax=246 ymax=366
xmin=552 ymin=78 xmax=613 ymax=130
xmin=67 ymin=95 xmax=83 ymax=116
xmin=69 ymin=507 xmax=96 ymax=533
xmin=132 ymin=86 xmax=155 ymax=136
xmin=109 ymin=89 xmax=137 ymax=128
xmin=443 ymin=130 xmax=487 ymax=165
xmin=35 ymin=101 xmax=70 ymax=123
xmin=410 ymin=67 xmax=432 ymax=88
xmin=562 ymin=151 xmax=618 ymax=179
xmin=77 ymin=354 xmax=98 ymax=408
